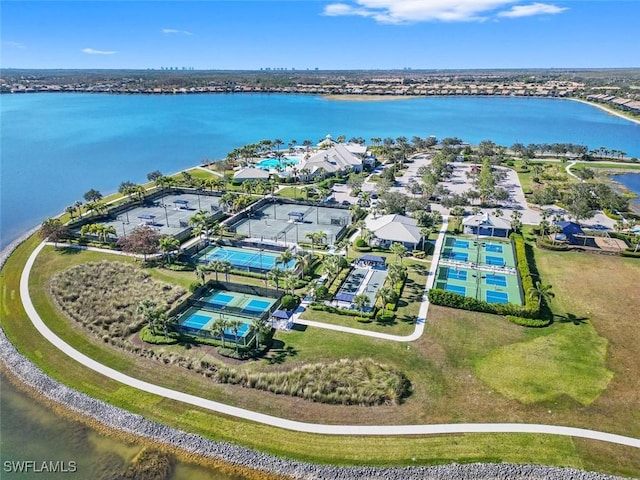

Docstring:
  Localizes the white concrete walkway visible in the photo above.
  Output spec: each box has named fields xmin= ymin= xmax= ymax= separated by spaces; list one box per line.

xmin=18 ymin=241 xmax=640 ymax=447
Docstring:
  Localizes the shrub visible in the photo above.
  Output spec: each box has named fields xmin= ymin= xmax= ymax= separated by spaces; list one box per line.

xmin=280 ymin=294 xmax=300 ymax=310
xmin=536 ymin=239 xmax=569 ymax=251
xmin=139 ymin=325 xmax=180 ymax=344
xmin=505 ymin=315 xmax=551 ymax=328
xmin=376 ymin=309 xmax=395 ymax=322
xmin=354 ymin=238 xmax=367 ymax=248
xmin=314 ymin=285 xmax=329 ymax=300
xmin=412 ymin=250 xmax=426 ymax=259
xmin=189 ymin=281 xmax=202 ymax=292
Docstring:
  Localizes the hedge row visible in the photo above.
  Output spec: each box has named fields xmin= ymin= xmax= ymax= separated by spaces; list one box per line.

xmin=309 ymin=302 xmax=376 ymax=319
xmin=327 ymin=266 xmax=351 ymax=297
xmin=536 ymin=239 xmax=570 ymax=251
xmin=511 ymin=233 xmax=540 ymax=318
xmin=427 ymin=289 xmax=537 ymax=317
xmin=505 ymin=315 xmax=552 ymax=328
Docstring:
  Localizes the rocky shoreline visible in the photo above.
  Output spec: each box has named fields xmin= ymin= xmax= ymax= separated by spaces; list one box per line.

xmin=0 ymin=235 xmax=630 ymax=480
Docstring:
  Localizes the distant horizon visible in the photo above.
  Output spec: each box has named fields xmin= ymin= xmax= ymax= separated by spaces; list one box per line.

xmin=2 ymin=1 xmax=639 ymax=70
xmin=3 ymin=67 xmax=640 ymax=73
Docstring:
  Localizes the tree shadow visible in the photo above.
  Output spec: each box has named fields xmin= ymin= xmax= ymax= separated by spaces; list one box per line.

xmin=265 ymin=340 xmax=298 ymax=365
xmin=58 ymin=246 xmax=82 ymax=255
xmin=554 ymin=312 xmax=589 ymax=325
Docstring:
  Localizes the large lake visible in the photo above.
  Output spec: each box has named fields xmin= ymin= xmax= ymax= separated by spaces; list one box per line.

xmin=1 ymin=93 xmax=640 ymax=478
xmin=2 ymin=93 xmax=640 ymax=249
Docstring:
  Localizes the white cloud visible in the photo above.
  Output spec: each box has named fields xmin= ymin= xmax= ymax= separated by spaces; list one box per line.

xmin=3 ymin=41 xmax=26 ymax=49
xmin=322 ymin=0 xmax=567 ymax=24
xmin=498 ymin=3 xmax=568 ymax=18
xmin=162 ymin=28 xmax=193 ymax=36
xmin=81 ymin=48 xmax=117 ymax=55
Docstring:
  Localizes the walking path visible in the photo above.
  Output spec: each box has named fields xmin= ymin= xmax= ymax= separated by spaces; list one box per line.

xmin=18 ymin=240 xmax=640 ymax=447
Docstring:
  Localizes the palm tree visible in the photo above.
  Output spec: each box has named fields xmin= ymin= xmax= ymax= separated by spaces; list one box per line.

xmin=527 ymin=281 xmax=555 ymax=310
xmin=276 ymin=249 xmax=294 ymax=269
xmin=228 ymin=319 xmax=243 ymax=352
xmin=389 ymin=242 xmax=408 ymax=264
xmin=252 ymin=317 xmax=271 ymax=351
xmin=221 ymin=260 xmax=232 ymax=282
xmin=159 ymin=236 xmax=180 ymax=264
xmin=294 ymin=252 xmax=311 ymax=277
xmin=375 ymin=286 xmax=395 ymax=309
xmin=353 ymin=294 xmax=370 ymax=318
xmin=137 ymin=299 xmax=158 ymax=336
xmin=189 ymin=210 xmax=210 ymax=238
xmin=420 ymin=227 xmax=432 ymax=252
xmin=194 ymin=264 xmax=207 ymax=285
xmin=267 ymin=268 xmax=283 ymax=292
xmin=283 ymin=271 xmax=298 ymax=295
xmin=210 ymin=317 xmax=229 ymax=347
xmin=39 ymin=218 xmax=69 ymax=247
xmin=208 ymin=259 xmax=223 ymax=281
xmin=387 ymin=263 xmax=407 ymax=285
xmin=360 ymin=228 xmax=374 ymax=247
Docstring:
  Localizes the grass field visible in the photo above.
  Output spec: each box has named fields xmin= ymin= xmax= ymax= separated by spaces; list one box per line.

xmin=1 ymin=236 xmax=640 ymax=477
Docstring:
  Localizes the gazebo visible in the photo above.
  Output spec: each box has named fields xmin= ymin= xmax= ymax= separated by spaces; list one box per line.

xmin=137 ymin=214 xmax=156 ymax=226
xmin=288 ymin=211 xmax=305 ymax=222
xmin=173 ymin=199 xmax=190 ymax=210
xmin=270 ymin=309 xmax=294 ymax=330
xmin=357 ymin=254 xmax=386 ymax=268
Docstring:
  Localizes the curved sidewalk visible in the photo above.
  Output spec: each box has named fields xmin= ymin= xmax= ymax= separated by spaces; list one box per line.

xmin=292 ymin=216 xmax=449 ymax=342
xmin=18 ymin=241 xmax=640 ymax=448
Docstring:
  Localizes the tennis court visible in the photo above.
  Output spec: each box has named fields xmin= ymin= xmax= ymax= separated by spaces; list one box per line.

xmin=333 ymin=266 xmax=388 ymax=311
xmin=231 ymin=202 xmax=351 ymax=246
xmin=448 ymin=269 xmax=468 ymax=281
xmin=434 ymin=235 xmax=524 ymax=306
xmin=178 ymin=307 xmax=251 ymax=338
xmin=485 ymin=255 xmax=505 ymax=267
xmin=485 ymin=243 xmax=503 ymax=253
xmin=193 ymin=245 xmax=295 ymax=272
xmin=486 ymin=291 xmax=509 ymax=304
xmin=485 ymin=274 xmax=507 ymax=287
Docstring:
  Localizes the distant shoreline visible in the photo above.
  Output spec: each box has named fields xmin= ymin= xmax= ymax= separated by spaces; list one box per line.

xmin=569 ymin=98 xmax=640 ymax=126
xmin=323 ymin=94 xmax=417 ymax=102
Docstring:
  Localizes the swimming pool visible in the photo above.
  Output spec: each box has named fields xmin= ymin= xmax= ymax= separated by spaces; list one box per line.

xmin=256 ymin=157 xmax=299 ymax=170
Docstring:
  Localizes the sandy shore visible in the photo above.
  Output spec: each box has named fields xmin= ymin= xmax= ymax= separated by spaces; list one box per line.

xmin=569 ymin=97 xmax=640 ymax=126
xmin=323 ymin=94 xmax=417 ymax=102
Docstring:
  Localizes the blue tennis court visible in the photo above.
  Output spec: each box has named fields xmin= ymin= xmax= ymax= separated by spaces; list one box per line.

xmin=181 ymin=313 xmax=212 ymax=330
xmin=485 ymin=255 xmax=505 ymax=266
xmin=194 ymin=246 xmax=295 ymax=271
xmin=449 ymin=251 xmax=469 ymax=262
xmin=202 ymin=292 xmax=235 ymax=309
xmin=486 ymin=291 xmax=509 ymax=304
xmin=447 ymin=269 xmax=468 ymax=281
xmin=445 ymin=284 xmax=466 ymax=295
xmin=226 ymin=322 xmax=250 ymax=338
xmin=242 ymin=299 xmax=272 ymax=316
xmin=486 ymin=274 xmax=507 ymax=287
xmin=485 ymin=244 xmax=503 ymax=253
xmin=453 ymin=240 xmax=469 ymax=249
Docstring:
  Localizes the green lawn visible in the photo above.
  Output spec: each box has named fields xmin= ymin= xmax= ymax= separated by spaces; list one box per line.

xmin=1 ymin=235 xmax=639 ymax=477
xmin=475 ymin=322 xmax=613 ymax=405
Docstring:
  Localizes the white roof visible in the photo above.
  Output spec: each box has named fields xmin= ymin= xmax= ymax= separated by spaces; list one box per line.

xmin=365 ymin=214 xmax=422 ymax=244
xmin=233 ymin=167 xmax=270 ymax=180
xmin=462 ymin=213 xmax=511 ymax=230
xmin=299 ymin=144 xmax=362 ymax=174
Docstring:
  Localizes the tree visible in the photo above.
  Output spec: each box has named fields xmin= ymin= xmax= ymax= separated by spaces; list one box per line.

xmin=195 ymin=264 xmax=207 ymax=285
xmin=283 ymin=271 xmax=298 ymax=295
xmin=159 ymin=236 xmax=180 ymax=264
xmin=189 ymin=210 xmax=211 ymax=238
xmin=252 ymin=317 xmax=271 ymax=351
xmin=294 ymin=252 xmax=311 ymax=277
xmin=527 ymin=281 xmax=555 ymax=310
xmin=323 ymin=254 xmax=345 ymax=278
xmin=375 ymin=286 xmax=395 ymax=308
xmin=208 ymin=259 xmax=223 ymax=281
xmin=39 ymin=218 xmax=69 ymax=247
xmin=476 ymin=158 xmax=497 ymax=205
xmin=389 ymin=242 xmax=408 ymax=264
xmin=353 ymin=294 xmax=370 ymax=318
xmin=387 ymin=263 xmax=407 ymax=285
xmin=147 ymin=170 xmax=163 ymax=182
xmin=228 ymin=319 xmax=243 ymax=352
xmin=267 ymin=268 xmax=283 ymax=292
xmin=210 ymin=317 xmax=229 ymax=347
xmin=116 ymin=225 xmax=161 ymax=260
xmin=137 ymin=299 xmax=159 ymax=336
xmin=83 ymin=188 xmax=103 ymax=203
xmin=276 ymin=249 xmax=294 ymax=269
xmin=510 ymin=210 xmax=523 ymax=233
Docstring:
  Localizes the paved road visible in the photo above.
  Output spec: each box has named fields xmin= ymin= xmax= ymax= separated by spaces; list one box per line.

xmin=18 ymin=241 xmax=640 ymax=448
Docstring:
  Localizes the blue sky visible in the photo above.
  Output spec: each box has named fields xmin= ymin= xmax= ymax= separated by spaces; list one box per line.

xmin=1 ymin=1 xmax=638 ymax=70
